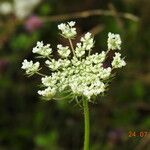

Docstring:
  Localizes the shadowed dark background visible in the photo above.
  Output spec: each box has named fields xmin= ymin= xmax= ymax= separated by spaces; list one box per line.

xmin=0 ymin=0 xmax=150 ymax=150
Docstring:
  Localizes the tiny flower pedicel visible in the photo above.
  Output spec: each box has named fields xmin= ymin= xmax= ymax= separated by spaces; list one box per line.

xmin=21 ymin=21 xmax=126 ymax=150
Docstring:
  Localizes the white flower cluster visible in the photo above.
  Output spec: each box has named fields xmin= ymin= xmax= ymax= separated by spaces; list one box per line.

xmin=32 ymin=41 xmax=52 ymax=58
xmin=107 ymin=32 xmax=121 ymax=50
xmin=112 ymin=52 xmax=126 ymax=68
xmin=58 ymin=21 xmax=77 ymax=38
xmin=38 ymin=87 xmax=56 ymax=98
xmin=45 ymin=59 xmax=70 ymax=71
xmin=81 ymin=32 xmax=94 ymax=50
xmin=21 ymin=59 xmax=40 ymax=76
xmin=75 ymin=32 xmax=94 ymax=57
xmin=22 ymin=21 xmax=126 ymax=100
xmin=57 ymin=44 xmax=71 ymax=58
xmin=0 ymin=0 xmax=41 ymax=19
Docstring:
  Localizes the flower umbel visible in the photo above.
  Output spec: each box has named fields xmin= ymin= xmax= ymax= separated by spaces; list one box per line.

xmin=32 ymin=41 xmax=52 ymax=58
xmin=112 ymin=52 xmax=126 ymax=68
xmin=58 ymin=21 xmax=77 ymax=39
xmin=21 ymin=59 xmax=40 ymax=76
xmin=57 ymin=44 xmax=71 ymax=58
xmin=107 ymin=32 xmax=121 ymax=50
xmin=21 ymin=21 xmax=126 ymax=100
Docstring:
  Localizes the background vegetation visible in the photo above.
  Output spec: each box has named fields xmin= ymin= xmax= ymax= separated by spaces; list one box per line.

xmin=0 ymin=0 xmax=149 ymax=150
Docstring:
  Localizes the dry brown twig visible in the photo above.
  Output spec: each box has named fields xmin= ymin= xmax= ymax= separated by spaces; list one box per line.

xmin=41 ymin=9 xmax=139 ymax=22
xmin=0 ymin=8 xmax=139 ymax=47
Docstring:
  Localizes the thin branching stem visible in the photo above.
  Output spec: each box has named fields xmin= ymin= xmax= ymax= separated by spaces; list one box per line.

xmin=36 ymin=72 xmax=46 ymax=77
xmin=47 ymin=56 xmax=52 ymax=61
xmin=88 ymin=50 xmax=91 ymax=56
xmin=68 ymin=38 xmax=76 ymax=56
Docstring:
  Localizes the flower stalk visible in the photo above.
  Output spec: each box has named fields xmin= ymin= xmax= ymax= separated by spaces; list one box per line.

xmin=36 ymin=72 xmax=46 ymax=77
xmin=83 ymin=98 xmax=90 ymax=150
xmin=68 ymin=38 xmax=75 ymax=56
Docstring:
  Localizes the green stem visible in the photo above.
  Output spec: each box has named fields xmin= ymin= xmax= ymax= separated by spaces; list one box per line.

xmin=68 ymin=38 xmax=76 ymax=56
xmin=88 ymin=49 xmax=91 ymax=56
xmin=47 ymin=56 xmax=52 ymax=61
xmin=36 ymin=72 xmax=46 ymax=77
xmin=83 ymin=98 xmax=90 ymax=150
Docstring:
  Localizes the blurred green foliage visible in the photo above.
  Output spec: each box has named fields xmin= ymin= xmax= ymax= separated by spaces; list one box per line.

xmin=0 ymin=0 xmax=149 ymax=150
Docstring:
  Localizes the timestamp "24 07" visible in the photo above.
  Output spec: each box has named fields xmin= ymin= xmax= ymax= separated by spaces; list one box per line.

xmin=128 ymin=131 xmax=150 ymax=137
